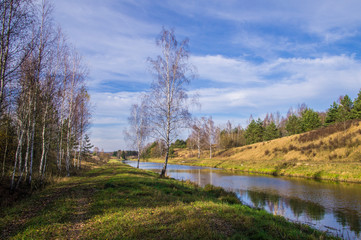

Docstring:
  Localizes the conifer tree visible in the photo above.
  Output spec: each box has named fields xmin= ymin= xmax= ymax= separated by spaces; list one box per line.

xmin=338 ymin=95 xmax=353 ymax=122
xmin=245 ymin=118 xmax=264 ymax=144
xmin=300 ymin=109 xmax=321 ymax=132
xmin=325 ymin=102 xmax=339 ymax=125
xmin=351 ymin=91 xmax=361 ymax=119
xmin=263 ymin=121 xmax=280 ymax=141
xmin=285 ymin=115 xmax=302 ymax=135
xmin=82 ymin=134 xmax=93 ymax=160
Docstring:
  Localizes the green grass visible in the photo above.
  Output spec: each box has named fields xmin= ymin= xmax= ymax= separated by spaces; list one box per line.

xmin=0 ymin=160 xmax=338 ymax=239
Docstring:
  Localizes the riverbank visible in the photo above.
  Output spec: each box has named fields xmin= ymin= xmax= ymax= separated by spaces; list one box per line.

xmin=150 ymin=120 xmax=361 ymax=183
xmin=1 ymin=159 xmax=337 ymax=239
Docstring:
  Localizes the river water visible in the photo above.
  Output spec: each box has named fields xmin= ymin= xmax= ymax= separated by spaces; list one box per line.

xmin=124 ymin=160 xmax=361 ymax=239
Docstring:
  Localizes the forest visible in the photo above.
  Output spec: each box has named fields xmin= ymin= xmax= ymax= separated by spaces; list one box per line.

xmin=0 ymin=0 xmax=92 ymax=192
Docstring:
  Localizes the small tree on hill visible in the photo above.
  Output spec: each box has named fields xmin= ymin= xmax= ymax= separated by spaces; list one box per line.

xmin=263 ymin=121 xmax=280 ymax=141
xmin=338 ymin=95 xmax=353 ymax=123
xmin=245 ymin=119 xmax=264 ymax=144
xmin=300 ymin=109 xmax=321 ymax=132
xmin=352 ymin=90 xmax=361 ymax=119
xmin=325 ymin=102 xmax=339 ymax=126
xmin=285 ymin=115 xmax=302 ymax=135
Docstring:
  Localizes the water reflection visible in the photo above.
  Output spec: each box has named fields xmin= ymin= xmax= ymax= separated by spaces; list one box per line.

xmin=238 ymin=190 xmax=326 ymax=221
xmin=124 ymin=160 xmax=361 ymax=239
xmin=335 ymin=209 xmax=361 ymax=235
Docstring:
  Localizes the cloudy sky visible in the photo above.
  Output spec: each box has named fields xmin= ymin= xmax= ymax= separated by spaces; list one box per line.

xmin=53 ymin=0 xmax=361 ymax=151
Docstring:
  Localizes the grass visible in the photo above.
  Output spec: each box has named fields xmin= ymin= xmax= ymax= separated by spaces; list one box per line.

xmin=0 ymin=159 xmax=337 ymax=239
xmin=151 ymin=120 xmax=361 ymax=183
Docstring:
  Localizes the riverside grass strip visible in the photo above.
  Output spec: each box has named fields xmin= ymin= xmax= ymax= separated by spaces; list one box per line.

xmin=0 ymin=160 xmax=337 ymax=239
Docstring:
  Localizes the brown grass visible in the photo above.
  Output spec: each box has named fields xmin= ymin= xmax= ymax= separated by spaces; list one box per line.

xmin=156 ymin=120 xmax=361 ymax=182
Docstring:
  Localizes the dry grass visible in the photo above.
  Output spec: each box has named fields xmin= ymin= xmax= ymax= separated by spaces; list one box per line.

xmin=155 ymin=120 xmax=361 ymax=182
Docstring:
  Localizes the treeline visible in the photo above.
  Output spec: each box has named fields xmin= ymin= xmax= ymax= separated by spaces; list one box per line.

xmin=111 ymin=150 xmax=138 ymax=160
xmin=141 ymin=139 xmax=186 ymax=159
xmin=142 ymin=91 xmax=361 ymax=159
xmin=0 ymin=0 xmax=92 ymax=191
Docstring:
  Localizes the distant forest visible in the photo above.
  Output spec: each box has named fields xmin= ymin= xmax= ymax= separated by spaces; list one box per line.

xmin=142 ymin=90 xmax=361 ymax=159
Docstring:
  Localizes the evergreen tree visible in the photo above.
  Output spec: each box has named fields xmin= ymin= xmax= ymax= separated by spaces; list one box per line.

xmin=285 ymin=115 xmax=302 ymax=135
xmin=325 ymin=102 xmax=339 ymax=126
xmin=245 ymin=119 xmax=264 ymax=144
xmin=352 ymin=90 xmax=361 ymax=119
xmin=301 ymin=109 xmax=321 ymax=132
xmin=263 ymin=121 xmax=280 ymax=141
xmin=82 ymin=134 xmax=93 ymax=159
xmin=337 ymin=95 xmax=353 ymax=122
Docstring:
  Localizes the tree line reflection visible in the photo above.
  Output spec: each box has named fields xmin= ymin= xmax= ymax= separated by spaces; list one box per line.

xmin=238 ymin=190 xmax=360 ymax=235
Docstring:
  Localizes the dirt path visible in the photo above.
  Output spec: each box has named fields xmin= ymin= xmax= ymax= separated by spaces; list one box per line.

xmin=66 ymin=187 xmax=94 ymax=239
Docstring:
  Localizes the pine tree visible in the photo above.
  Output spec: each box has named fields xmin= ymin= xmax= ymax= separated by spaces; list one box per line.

xmin=82 ymin=134 xmax=93 ymax=160
xmin=285 ymin=115 xmax=302 ymax=135
xmin=301 ymin=109 xmax=321 ymax=132
xmin=263 ymin=122 xmax=280 ymax=141
xmin=325 ymin=102 xmax=339 ymax=125
xmin=338 ymin=95 xmax=353 ymax=122
xmin=245 ymin=119 xmax=264 ymax=144
xmin=352 ymin=90 xmax=361 ymax=119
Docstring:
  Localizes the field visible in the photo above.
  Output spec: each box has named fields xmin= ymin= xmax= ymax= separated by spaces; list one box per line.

xmin=151 ymin=120 xmax=361 ymax=182
xmin=0 ymin=159 xmax=337 ymax=239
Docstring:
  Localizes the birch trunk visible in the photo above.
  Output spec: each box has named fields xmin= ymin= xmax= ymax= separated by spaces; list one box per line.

xmin=39 ymin=102 xmax=48 ymax=177
xmin=24 ymin=93 xmax=33 ymax=179
xmin=65 ymin=89 xmax=73 ymax=176
xmin=11 ymin=128 xmax=24 ymax=191
xmin=27 ymin=97 xmax=36 ymax=185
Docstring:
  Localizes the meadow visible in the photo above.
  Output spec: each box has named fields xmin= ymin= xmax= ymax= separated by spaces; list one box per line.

xmin=0 ymin=159 xmax=337 ymax=239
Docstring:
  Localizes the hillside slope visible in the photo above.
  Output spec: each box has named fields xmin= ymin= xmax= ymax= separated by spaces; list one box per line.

xmin=166 ymin=120 xmax=361 ymax=182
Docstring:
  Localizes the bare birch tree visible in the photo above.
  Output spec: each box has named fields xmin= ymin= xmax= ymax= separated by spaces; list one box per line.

xmin=203 ymin=116 xmax=215 ymax=159
xmin=64 ymin=49 xmax=86 ymax=176
xmin=147 ymin=28 xmax=195 ymax=177
xmin=189 ymin=118 xmax=203 ymax=159
xmin=0 ymin=0 xmax=33 ymax=118
xmin=125 ymin=97 xmax=149 ymax=168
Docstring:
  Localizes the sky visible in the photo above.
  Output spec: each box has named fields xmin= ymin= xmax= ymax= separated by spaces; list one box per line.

xmin=53 ymin=0 xmax=361 ymax=152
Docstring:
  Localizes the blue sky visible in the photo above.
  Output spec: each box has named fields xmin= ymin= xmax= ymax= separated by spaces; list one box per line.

xmin=53 ymin=0 xmax=361 ymax=151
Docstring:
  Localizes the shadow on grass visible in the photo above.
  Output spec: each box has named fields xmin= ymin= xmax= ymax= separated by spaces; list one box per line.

xmin=1 ymin=162 xmax=338 ymax=240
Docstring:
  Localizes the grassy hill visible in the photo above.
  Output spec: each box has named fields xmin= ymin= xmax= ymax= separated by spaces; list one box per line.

xmin=157 ymin=120 xmax=361 ymax=182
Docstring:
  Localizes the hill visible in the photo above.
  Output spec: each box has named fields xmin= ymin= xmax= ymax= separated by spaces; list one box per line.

xmin=159 ymin=120 xmax=361 ymax=182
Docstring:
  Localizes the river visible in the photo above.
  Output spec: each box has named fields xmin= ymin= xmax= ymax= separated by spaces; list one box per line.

xmin=124 ymin=160 xmax=361 ymax=239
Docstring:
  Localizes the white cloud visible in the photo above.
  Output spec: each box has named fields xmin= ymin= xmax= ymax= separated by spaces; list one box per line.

xmin=192 ymin=55 xmax=263 ymax=84
xmin=192 ymin=54 xmax=361 ymax=117
xmin=90 ymin=54 xmax=361 ymax=151
xmin=52 ymin=0 xmax=361 ymax=151
xmin=54 ymin=0 xmax=160 ymax=88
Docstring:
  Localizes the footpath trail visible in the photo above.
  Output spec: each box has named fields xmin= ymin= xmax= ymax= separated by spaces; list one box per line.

xmin=0 ymin=160 xmax=339 ymax=240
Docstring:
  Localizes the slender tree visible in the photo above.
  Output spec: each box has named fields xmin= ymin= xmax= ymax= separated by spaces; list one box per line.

xmin=125 ymin=97 xmax=149 ymax=168
xmin=0 ymin=0 xmax=33 ymax=118
xmin=203 ymin=116 xmax=215 ymax=159
xmin=147 ymin=28 xmax=195 ymax=177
